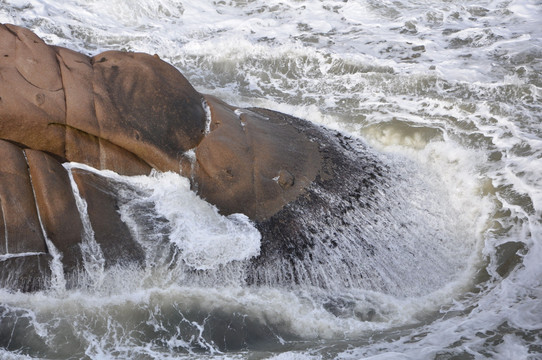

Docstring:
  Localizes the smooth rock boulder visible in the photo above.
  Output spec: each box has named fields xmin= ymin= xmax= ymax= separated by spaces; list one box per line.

xmin=0 ymin=24 xmax=321 ymax=224
xmin=1 ymin=23 xmax=206 ymax=176
xmin=0 ymin=24 xmax=389 ymax=291
xmin=189 ymin=95 xmax=321 ymax=220
xmin=90 ymin=50 xmax=207 ymax=172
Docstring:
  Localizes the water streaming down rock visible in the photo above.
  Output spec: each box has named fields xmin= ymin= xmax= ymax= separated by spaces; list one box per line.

xmin=62 ymin=163 xmax=263 ymax=288
xmin=64 ymin=165 xmax=106 ymax=289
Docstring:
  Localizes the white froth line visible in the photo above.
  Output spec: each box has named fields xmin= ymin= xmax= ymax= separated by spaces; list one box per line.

xmin=0 ymin=252 xmax=46 ymax=261
xmin=63 ymin=162 xmax=124 ymax=182
xmin=182 ymin=148 xmax=197 ymax=161
xmin=202 ymin=98 xmax=212 ymax=135
xmin=181 ymin=148 xmax=198 ymax=184
xmin=234 ymin=108 xmax=269 ymax=121
xmin=1 ymin=201 xmax=7 ymax=254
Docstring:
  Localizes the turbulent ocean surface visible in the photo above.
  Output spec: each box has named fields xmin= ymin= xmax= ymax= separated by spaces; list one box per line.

xmin=1 ymin=0 xmax=541 ymax=359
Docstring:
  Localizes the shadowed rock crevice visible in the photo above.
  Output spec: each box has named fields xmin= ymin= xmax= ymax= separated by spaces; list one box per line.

xmin=25 ymin=150 xmax=85 ymax=273
xmin=0 ymin=140 xmax=51 ymax=290
xmin=0 ymin=140 xmax=47 ymax=255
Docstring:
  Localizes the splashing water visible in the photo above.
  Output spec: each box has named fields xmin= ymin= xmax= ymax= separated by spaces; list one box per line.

xmin=1 ymin=0 xmax=541 ymax=358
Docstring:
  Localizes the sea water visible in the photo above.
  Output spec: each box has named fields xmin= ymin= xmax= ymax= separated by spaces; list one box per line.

xmin=0 ymin=0 xmax=541 ymax=359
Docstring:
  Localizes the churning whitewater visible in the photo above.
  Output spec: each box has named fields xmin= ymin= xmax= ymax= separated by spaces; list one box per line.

xmin=1 ymin=0 xmax=541 ymax=359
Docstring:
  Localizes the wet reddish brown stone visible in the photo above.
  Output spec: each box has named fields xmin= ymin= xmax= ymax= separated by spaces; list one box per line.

xmin=0 ymin=25 xmax=331 ymax=291
xmin=193 ymin=95 xmax=321 ymax=220
xmin=26 ymin=149 xmax=84 ymax=273
xmin=0 ymin=140 xmax=46 ymax=255
xmin=0 ymin=24 xmax=66 ymax=157
xmin=91 ymin=51 xmax=206 ymax=172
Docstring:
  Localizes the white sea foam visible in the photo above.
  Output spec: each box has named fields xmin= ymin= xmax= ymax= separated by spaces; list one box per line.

xmin=0 ymin=252 xmax=45 ymax=261
xmin=64 ymin=164 xmax=261 ymax=272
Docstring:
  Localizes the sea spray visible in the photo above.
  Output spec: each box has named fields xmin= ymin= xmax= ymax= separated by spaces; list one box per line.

xmin=0 ymin=0 xmax=541 ymax=358
xmin=63 ymin=164 xmax=261 ymax=286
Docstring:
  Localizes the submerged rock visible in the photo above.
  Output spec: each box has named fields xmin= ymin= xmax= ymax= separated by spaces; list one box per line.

xmin=0 ymin=24 xmax=389 ymax=291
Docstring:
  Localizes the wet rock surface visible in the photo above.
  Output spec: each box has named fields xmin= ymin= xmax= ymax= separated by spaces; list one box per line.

xmin=0 ymin=24 xmax=387 ymax=291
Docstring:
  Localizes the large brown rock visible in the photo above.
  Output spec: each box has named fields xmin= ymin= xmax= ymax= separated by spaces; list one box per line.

xmin=0 ymin=23 xmax=323 ymax=223
xmin=1 ymin=24 xmax=208 ymax=176
xmin=2 ymin=25 xmax=394 ymax=292
xmin=0 ymin=25 xmax=215 ymax=290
